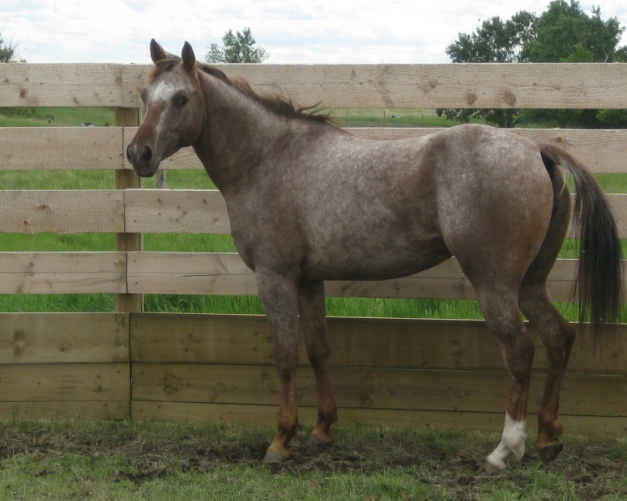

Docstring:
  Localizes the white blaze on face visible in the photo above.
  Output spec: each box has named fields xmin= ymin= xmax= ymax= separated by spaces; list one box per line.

xmin=147 ymin=80 xmax=179 ymax=137
xmin=151 ymin=80 xmax=178 ymax=103
xmin=486 ymin=413 xmax=527 ymax=469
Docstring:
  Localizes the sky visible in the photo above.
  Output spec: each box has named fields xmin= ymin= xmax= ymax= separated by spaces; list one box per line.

xmin=1 ymin=0 xmax=627 ymax=65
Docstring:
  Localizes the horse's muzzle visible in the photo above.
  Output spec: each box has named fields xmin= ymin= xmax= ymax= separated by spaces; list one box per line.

xmin=126 ymin=143 xmax=159 ymax=177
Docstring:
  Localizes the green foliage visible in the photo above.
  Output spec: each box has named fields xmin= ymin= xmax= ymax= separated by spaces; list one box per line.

xmin=441 ymin=1 xmax=627 ymax=128
xmin=0 ymin=32 xmax=23 ymax=63
xmin=205 ymin=28 xmax=268 ymax=63
xmin=446 ymin=12 xmax=536 ymax=63
xmin=526 ymin=1 xmax=625 ymax=62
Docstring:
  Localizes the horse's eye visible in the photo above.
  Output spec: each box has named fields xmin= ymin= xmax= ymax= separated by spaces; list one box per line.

xmin=174 ymin=95 xmax=189 ymax=108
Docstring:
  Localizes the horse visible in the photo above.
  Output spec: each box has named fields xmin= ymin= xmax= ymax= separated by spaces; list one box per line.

xmin=127 ymin=40 xmax=623 ymax=472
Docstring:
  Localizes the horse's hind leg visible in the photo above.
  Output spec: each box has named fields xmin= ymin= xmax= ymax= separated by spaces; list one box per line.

xmin=518 ymin=173 xmax=574 ymax=462
xmin=474 ymin=286 xmax=535 ymax=472
xmin=519 ymin=281 xmax=575 ymax=461
xmin=298 ymin=281 xmax=338 ymax=446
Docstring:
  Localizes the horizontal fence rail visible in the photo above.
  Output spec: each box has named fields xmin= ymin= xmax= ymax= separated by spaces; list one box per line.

xmin=0 ymin=62 xmax=626 ymax=432
xmin=2 ymin=189 xmax=627 ymax=236
xmin=3 ymin=63 xmax=627 ymax=109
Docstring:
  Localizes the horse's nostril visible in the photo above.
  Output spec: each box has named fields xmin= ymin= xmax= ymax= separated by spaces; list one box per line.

xmin=126 ymin=145 xmax=133 ymax=163
xmin=141 ymin=146 xmax=153 ymax=162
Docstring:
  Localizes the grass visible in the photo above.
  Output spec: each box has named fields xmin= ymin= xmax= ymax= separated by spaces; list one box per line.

xmin=0 ymin=107 xmax=115 ymax=127
xmin=330 ymin=108 xmax=465 ymax=128
xmin=1 ymin=418 xmax=626 ymax=500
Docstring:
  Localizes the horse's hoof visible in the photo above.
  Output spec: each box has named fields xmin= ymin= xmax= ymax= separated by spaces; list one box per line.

xmin=309 ymin=428 xmax=334 ymax=447
xmin=478 ymin=460 xmax=504 ymax=475
xmin=538 ymin=442 xmax=564 ymax=462
xmin=263 ymin=446 xmax=291 ymax=464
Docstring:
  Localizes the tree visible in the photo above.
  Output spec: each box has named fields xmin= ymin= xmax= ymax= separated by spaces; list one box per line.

xmin=526 ymin=2 xmax=624 ymax=62
xmin=0 ymin=34 xmax=23 ymax=63
xmin=447 ymin=12 xmax=537 ymax=63
xmin=206 ymin=28 xmax=268 ymax=63
xmin=438 ymin=1 xmax=627 ymax=128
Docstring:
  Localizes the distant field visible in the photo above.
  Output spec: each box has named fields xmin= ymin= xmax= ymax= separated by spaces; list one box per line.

xmin=330 ymin=108 xmax=461 ymax=127
xmin=0 ymin=107 xmax=116 ymax=127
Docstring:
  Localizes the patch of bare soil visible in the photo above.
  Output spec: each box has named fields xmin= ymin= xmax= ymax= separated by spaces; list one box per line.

xmin=0 ymin=421 xmax=625 ymax=499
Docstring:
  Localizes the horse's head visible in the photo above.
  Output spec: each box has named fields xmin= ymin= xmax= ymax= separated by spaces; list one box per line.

xmin=126 ymin=40 xmax=207 ymax=177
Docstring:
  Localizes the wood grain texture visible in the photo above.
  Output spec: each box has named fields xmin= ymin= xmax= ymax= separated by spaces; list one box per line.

xmin=127 ymin=252 xmax=583 ymax=302
xmin=124 ymin=190 xmax=230 ymax=234
xmin=0 ymin=401 xmax=129 ymax=420
xmin=0 ymin=252 xmax=126 ymax=294
xmin=132 ymin=362 xmax=627 ymax=417
xmin=0 ymin=188 xmax=624 ymax=237
xmin=349 ymin=128 xmax=627 ymax=174
xmin=129 ymin=314 xmax=627 ymax=375
xmin=0 ymin=313 xmax=129 ymax=363
xmin=122 ymin=63 xmax=627 ymax=110
xmin=131 ymin=401 xmax=627 ymax=436
xmin=0 ymin=363 xmax=129 ymax=401
xmin=4 ymin=62 xmax=627 ymax=109
xmin=1 ymin=64 xmax=125 ymax=107
xmin=122 ymin=127 xmax=627 ymax=175
xmin=0 ymin=127 xmax=123 ymax=171
xmin=0 ymin=191 xmax=124 ymax=233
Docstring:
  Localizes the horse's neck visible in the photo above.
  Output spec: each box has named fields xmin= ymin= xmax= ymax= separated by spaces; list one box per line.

xmin=194 ymin=75 xmax=293 ymax=193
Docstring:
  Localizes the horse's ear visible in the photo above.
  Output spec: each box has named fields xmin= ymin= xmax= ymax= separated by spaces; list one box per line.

xmin=182 ymin=41 xmax=196 ymax=70
xmin=150 ymin=39 xmax=168 ymax=64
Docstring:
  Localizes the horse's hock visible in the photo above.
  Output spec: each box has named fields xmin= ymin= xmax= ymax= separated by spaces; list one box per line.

xmin=0 ymin=61 xmax=626 ymax=437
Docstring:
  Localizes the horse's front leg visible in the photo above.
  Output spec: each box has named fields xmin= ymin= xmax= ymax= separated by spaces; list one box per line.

xmin=255 ymin=270 xmax=300 ymax=464
xmin=298 ymin=280 xmax=337 ymax=446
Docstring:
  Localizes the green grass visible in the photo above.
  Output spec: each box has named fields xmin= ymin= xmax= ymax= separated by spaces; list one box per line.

xmin=1 ymin=419 xmax=626 ymax=500
xmin=0 ymin=107 xmax=115 ymax=127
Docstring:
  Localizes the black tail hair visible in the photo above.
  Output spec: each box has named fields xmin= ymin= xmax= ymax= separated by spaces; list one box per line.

xmin=540 ymin=144 xmax=623 ymax=346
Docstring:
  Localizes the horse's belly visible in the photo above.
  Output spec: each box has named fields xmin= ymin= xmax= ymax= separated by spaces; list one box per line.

xmin=303 ymin=238 xmax=451 ymax=282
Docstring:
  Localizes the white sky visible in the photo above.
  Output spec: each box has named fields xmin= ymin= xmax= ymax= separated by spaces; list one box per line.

xmin=1 ymin=0 xmax=627 ymax=64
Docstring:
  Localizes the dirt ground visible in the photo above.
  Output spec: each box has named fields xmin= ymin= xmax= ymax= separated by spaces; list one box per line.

xmin=1 ymin=421 xmax=625 ymax=499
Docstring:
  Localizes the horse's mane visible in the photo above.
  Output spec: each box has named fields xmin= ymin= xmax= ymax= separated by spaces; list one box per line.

xmin=149 ymin=57 xmax=335 ymax=126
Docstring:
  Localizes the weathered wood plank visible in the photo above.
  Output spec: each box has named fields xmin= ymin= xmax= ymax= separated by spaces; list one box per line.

xmin=3 ymin=62 xmax=627 ymax=110
xmin=0 ymin=363 xmax=129 ymax=401
xmin=0 ymin=191 xmax=124 ymax=233
xmin=0 ymin=252 xmax=126 ymax=294
xmin=0 ymin=127 xmax=123 ymax=170
xmin=127 ymin=252 xmax=256 ymax=296
xmin=131 ymin=401 xmax=627 ymax=436
xmin=127 ymin=252 xmax=584 ymax=302
xmin=1 ymin=64 xmax=125 ymax=107
xmin=122 ymin=63 xmax=627 ymax=110
xmin=349 ymin=128 xmax=627 ymax=175
xmin=123 ymin=127 xmax=627 ymax=175
xmin=0 ymin=188 xmax=623 ymax=237
xmin=132 ymin=363 xmax=627 ymax=417
xmin=115 ymin=107 xmax=143 ymax=314
xmin=124 ymin=190 xmax=230 ymax=234
xmin=130 ymin=314 xmax=627 ymax=375
xmin=0 ymin=401 xmax=129 ymax=420
xmin=0 ymin=313 xmax=129 ymax=363
xmin=122 ymin=189 xmax=627 ymax=238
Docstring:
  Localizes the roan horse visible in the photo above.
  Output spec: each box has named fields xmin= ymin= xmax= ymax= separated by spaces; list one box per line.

xmin=127 ymin=40 xmax=623 ymax=472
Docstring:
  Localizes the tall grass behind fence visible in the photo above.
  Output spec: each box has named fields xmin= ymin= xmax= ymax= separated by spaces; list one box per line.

xmin=0 ymin=62 xmax=626 ymax=432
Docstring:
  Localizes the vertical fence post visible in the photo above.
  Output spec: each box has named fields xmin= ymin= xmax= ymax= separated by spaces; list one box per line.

xmin=115 ymin=107 xmax=143 ymax=313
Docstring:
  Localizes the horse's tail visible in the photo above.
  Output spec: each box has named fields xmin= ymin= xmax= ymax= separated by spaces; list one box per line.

xmin=540 ymin=143 xmax=623 ymax=344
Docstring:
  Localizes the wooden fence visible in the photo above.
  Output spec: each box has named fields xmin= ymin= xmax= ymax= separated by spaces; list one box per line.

xmin=0 ymin=62 xmax=626 ymax=435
